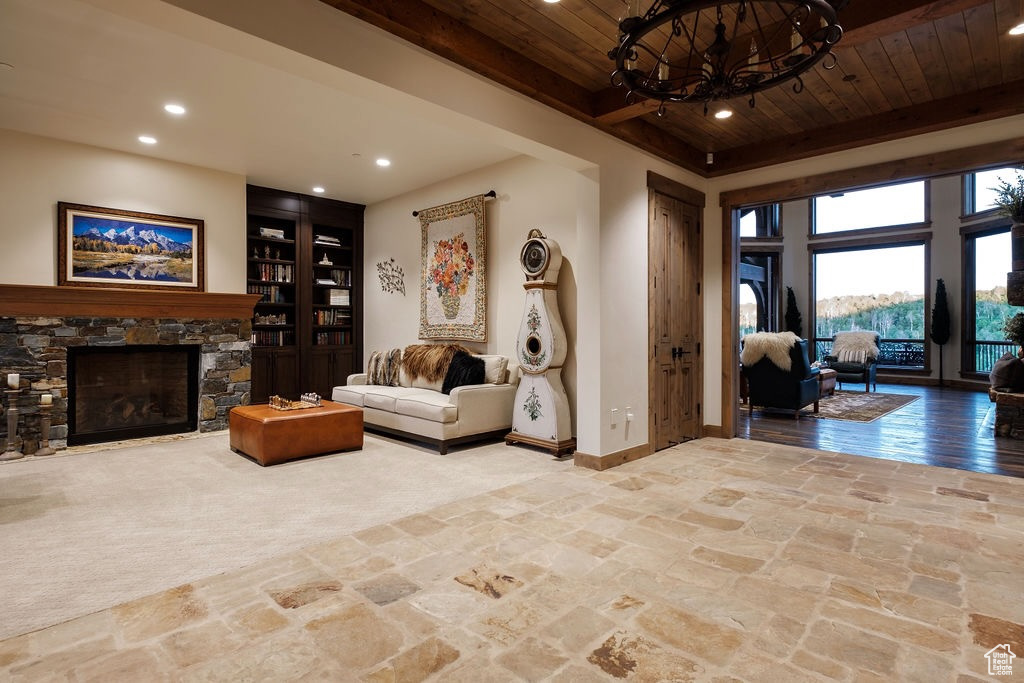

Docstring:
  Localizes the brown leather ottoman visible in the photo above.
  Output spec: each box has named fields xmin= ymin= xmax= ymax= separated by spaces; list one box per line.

xmin=229 ymin=400 xmax=363 ymax=466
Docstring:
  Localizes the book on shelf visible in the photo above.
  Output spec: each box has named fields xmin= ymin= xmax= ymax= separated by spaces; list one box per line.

xmin=316 ymin=278 xmax=338 ymax=286
xmin=315 ymin=330 xmax=350 ymax=345
xmin=328 ymin=288 xmax=350 ymax=306
xmin=257 ymin=263 xmax=293 ymax=282
xmin=251 ymin=329 xmax=294 ymax=346
xmin=314 ymin=234 xmax=341 ymax=246
xmin=313 ymin=309 xmax=352 ymax=325
xmin=329 ymin=269 xmax=352 ymax=286
xmin=258 ymin=226 xmax=286 ymax=239
xmin=247 ymin=284 xmax=288 ymax=304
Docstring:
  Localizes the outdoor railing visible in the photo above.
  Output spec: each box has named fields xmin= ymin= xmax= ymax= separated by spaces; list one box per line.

xmin=814 ymin=337 xmax=926 ymax=368
xmin=973 ymin=340 xmax=1016 ymax=374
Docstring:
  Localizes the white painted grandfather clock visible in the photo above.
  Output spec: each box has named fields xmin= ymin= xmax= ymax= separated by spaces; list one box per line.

xmin=506 ymin=229 xmax=576 ymax=456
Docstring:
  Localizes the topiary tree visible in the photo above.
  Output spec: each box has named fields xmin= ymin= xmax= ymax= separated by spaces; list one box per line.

xmin=785 ymin=286 xmax=802 ymax=337
xmin=930 ymin=278 xmax=951 ymax=387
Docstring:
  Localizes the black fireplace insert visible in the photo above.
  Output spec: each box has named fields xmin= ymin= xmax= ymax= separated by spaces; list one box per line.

xmin=67 ymin=345 xmax=199 ymax=445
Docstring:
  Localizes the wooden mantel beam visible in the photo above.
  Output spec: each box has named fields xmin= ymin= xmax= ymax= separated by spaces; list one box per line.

xmin=0 ymin=285 xmax=260 ymax=320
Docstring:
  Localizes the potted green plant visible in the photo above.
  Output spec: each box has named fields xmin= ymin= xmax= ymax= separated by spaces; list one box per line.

xmin=992 ymin=169 xmax=1024 ymax=223
xmin=1004 ymin=312 xmax=1024 ymax=357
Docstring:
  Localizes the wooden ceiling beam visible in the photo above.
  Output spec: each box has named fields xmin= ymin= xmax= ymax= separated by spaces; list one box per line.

xmin=592 ymin=88 xmax=662 ymax=123
xmin=318 ymin=0 xmax=594 ymax=117
xmin=707 ymin=77 xmax=1024 ymax=176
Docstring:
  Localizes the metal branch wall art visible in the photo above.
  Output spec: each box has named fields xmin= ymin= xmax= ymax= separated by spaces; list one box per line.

xmin=376 ymin=258 xmax=406 ymax=295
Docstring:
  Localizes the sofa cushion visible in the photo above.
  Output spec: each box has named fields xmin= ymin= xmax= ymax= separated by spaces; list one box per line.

xmin=395 ymin=392 xmax=458 ymax=423
xmin=363 ymin=386 xmax=425 ymax=412
xmin=443 ymin=350 xmax=485 ymax=394
xmin=475 ymin=354 xmax=509 ymax=384
xmin=332 ymin=384 xmax=369 ymax=407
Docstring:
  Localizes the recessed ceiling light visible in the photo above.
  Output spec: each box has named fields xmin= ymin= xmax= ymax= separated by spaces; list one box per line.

xmin=164 ymin=103 xmax=186 ymax=115
xmin=714 ymin=109 xmax=733 ymax=120
xmin=138 ymin=135 xmax=157 ymax=145
xmin=1010 ymin=22 xmax=1024 ymax=36
xmin=312 ymin=186 xmax=325 ymax=194
xmin=544 ymin=0 xmax=560 ymax=3
xmin=376 ymin=158 xmax=391 ymax=167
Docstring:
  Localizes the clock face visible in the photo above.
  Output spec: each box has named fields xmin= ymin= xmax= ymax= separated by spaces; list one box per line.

xmin=521 ymin=239 xmax=548 ymax=276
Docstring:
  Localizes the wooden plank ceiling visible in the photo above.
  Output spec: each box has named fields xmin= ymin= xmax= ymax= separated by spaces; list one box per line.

xmin=320 ymin=0 xmax=1024 ymax=177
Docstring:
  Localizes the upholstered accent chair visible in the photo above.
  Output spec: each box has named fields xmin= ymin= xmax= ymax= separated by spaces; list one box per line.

xmin=825 ymin=331 xmax=880 ymax=392
xmin=741 ymin=332 xmax=820 ymax=418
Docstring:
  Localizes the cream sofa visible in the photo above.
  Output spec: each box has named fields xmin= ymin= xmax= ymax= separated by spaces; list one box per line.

xmin=331 ymin=354 xmax=516 ymax=454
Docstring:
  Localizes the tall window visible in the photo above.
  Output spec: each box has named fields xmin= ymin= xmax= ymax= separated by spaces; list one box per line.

xmin=963 ymin=226 xmax=1015 ymax=374
xmin=739 ymin=252 xmax=780 ymax=337
xmin=965 ymin=167 xmax=1022 ymax=216
xmin=739 ymin=203 xmax=780 ymax=238
xmin=813 ymin=181 xmax=926 ymax=234
xmin=813 ymin=242 xmax=927 ymax=367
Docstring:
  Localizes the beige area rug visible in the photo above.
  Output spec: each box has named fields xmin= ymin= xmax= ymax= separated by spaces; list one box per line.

xmin=0 ymin=432 xmax=570 ymax=641
xmin=809 ymin=390 xmax=919 ymax=422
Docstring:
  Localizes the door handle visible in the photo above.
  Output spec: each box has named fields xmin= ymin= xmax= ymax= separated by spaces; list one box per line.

xmin=671 ymin=347 xmax=691 ymax=359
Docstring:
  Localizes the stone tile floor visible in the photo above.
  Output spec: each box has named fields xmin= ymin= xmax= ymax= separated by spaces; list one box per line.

xmin=2 ymin=437 xmax=1023 ymax=681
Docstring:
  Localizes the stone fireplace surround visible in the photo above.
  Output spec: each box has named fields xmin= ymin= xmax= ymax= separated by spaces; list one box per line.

xmin=0 ymin=285 xmax=259 ymax=455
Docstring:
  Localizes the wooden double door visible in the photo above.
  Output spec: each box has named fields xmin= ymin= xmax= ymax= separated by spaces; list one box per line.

xmin=649 ymin=189 xmax=703 ymax=450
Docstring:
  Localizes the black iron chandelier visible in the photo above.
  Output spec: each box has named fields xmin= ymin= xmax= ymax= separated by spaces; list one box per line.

xmin=609 ymin=0 xmax=847 ymax=113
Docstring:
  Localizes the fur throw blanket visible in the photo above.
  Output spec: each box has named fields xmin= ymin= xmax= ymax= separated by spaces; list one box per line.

xmin=442 ymin=350 xmax=485 ymax=394
xmin=402 ymin=343 xmax=472 ymax=382
xmin=832 ymin=331 xmax=879 ymax=363
xmin=741 ymin=331 xmax=800 ymax=371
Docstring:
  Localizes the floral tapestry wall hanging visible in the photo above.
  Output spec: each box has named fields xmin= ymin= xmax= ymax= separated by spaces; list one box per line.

xmin=418 ymin=194 xmax=487 ymax=341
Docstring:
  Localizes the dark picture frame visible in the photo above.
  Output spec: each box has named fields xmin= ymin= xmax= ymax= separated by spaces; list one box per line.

xmin=57 ymin=202 xmax=205 ymax=291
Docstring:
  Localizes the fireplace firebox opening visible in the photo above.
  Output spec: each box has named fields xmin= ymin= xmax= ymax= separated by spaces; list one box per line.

xmin=67 ymin=345 xmax=200 ymax=446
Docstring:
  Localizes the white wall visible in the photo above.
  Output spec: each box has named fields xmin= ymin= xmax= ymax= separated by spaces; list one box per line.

xmin=0 ymin=129 xmax=246 ymax=292
xmin=364 ymin=155 xmax=582 ymax=433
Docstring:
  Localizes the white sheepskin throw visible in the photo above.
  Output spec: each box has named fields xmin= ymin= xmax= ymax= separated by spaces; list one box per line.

xmin=741 ymin=331 xmax=800 ymax=371
xmin=833 ymin=331 xmax=879 ymax=362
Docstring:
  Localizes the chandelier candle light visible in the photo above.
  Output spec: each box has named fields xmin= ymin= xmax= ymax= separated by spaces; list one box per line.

xmin=609 ymin=0 xmax=846 ymax=113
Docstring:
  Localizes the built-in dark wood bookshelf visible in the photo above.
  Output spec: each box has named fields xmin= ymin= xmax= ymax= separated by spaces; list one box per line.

xmin=246 ymin=185 xmax=363 ymax=402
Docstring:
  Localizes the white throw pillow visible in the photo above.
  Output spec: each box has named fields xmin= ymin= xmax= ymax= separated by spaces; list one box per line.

xmin=475 ymin=355 xmax=509 ymax=384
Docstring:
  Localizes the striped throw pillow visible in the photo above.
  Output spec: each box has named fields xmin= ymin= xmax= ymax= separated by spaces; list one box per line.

xmin=836 ymin=349 xmax=867 ymax=364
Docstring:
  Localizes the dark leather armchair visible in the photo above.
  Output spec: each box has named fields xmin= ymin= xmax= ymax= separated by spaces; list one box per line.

xmin=824 ymin=332 xmax=879 ymax=392
xmin=742 ymin=338 xmax=820 ymax=418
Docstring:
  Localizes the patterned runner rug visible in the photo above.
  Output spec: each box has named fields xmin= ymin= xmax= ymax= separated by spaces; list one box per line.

xmin=809 ymin=390 xmax=919 ymax=422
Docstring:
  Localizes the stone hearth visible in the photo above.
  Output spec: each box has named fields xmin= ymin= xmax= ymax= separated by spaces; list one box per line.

xmin=0 ymin=285 xmax=259 ymax=455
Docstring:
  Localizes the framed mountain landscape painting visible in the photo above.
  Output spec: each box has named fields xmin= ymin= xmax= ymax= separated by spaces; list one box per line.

xmin=57 ymin=202 xmax=204 ymax=291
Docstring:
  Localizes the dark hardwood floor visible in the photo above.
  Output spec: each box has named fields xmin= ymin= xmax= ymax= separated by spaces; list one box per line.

xmin=739 ymin=383 xmax=1024 ymax=478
